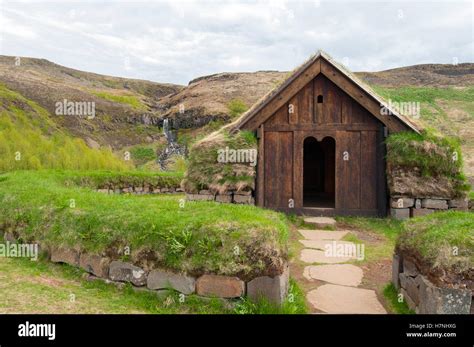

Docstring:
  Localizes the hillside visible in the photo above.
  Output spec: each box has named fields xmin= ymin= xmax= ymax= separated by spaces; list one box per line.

xmin=0 ymin=56 xmax=183 ymax=149
xmin=1 ymin=55 xmax=473 ymax=177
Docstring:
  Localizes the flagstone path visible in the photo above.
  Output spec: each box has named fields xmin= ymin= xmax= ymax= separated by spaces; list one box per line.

xmin=298 ymin=217 xmax=386 ymax=314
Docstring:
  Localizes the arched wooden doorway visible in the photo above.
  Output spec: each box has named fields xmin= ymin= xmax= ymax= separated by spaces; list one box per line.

xmin=303 ymin=136 xmax=336 ymax=208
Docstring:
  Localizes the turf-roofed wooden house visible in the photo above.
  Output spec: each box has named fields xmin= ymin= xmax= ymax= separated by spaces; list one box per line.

xmin=184 ymin=50 xmax=421 ymax=217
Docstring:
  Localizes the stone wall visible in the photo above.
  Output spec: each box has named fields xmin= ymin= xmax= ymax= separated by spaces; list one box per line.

xmin=49 ymin=246 xmax=288 ymax=305
xmin=4 ymin=233 xmax=288 ymax=306
xmin=392 ymin=253 xmax=472 ymax=314
xmin=389 ymin=196 xmax=469 ymax=220
xmin=186 ymin=190 xmax=255 ymax=205
xmin=97 ymin=185 xmax=183 ymax=195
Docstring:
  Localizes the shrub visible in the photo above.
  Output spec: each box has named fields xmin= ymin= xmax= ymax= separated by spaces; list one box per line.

xmin=130 ymin=146 xmax=156 ymax=165
xmin=228 ymin=99 xmax=248 ymax=118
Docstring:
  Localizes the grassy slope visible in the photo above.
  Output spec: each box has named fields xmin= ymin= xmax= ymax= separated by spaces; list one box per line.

xmin=372 ymin=86 xmax=474 ymax=178
xmin=0 ymin=171 xmax=288 ymax=278
xmin=0 ymin=84 xmax=130 ymax=171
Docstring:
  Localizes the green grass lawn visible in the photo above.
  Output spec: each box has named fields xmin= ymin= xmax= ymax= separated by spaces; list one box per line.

xmin=0 ymin=170 xmax=288 ymax=279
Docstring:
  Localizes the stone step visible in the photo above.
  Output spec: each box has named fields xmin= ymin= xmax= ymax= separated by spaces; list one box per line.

xmin=300 ymin=248 xmax=356 ymax=264
xmin=298 ymin=230 xmax=348 ymax=241
xmin=307 ymin=284 xmax=387 ymax=314
xmin=303 ymin=264 xmax=363 ymax=286
xmin=303 ymin=216 xmax=336 ymax=228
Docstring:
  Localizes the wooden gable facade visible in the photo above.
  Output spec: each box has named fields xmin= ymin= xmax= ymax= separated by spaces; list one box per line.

xmin=234 ymin=51 xmax=419 ymax=217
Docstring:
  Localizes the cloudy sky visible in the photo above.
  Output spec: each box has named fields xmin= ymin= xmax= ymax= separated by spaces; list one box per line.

xmin=0 ymin=0 xmax=472 ymax=85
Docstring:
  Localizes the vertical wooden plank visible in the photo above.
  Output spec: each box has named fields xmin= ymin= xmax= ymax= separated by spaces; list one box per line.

xmin=264 ymin=131 xmax=293 ymax=208
xmin=257 ymin=125 xmax=265 ymax=207
xmin=335 ymin=131 xmax=346 ymax=209
xmin=264 ymin=131 xmax=277 ymax=207
xmin=279 ymin=132 xmax=293 ymax=207
xmin=345 ymin=131 xmax=361 ymax=209
xmin=314 ymin=75 xmax=324 ymax=124
xmin=264 ymin=105 xmax=288 ymax=126
xmin=297 ymin=81 xmax=313 ymax=124
xmin=376 ymin=126 xmax=388 ymax=216
xmin=293 ymin=131 xmax=303 ymax=208
xmin=341 ymin=93 xmax=352 ymax=124
xmin=337 ymin=131 xmax=361 ymax=210
xmin=360 ymin=131 xmax=377 ymax=210
xmin=288 ymin=96 xmax=299 ymax=125
xmin=321 ymin=77 xmax=341 ymax=124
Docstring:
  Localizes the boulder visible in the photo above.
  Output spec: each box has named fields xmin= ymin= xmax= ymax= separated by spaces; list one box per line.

xmin=392 ymin=254 xmax=402 ymax=289
xmin=215 ymin=193 xmax=232 ymax=203
xmin=109 ymin=261 xmax=147 ymax=286
xmin=399 ymin=273 xmax=420 ymax=305
xmin=390 ymin=208 xmax=410 ymax=220
xmin=196 ymin=275 xmax=245 ymax=298
xmin=147 ymin=269 xmax=196 ymax=294
xmin=190 ymin=194 xmax=214 ymax=201
xmin=390 ymin=198 xmax=414 ymax=208
xmin=414 ymin=199 xmax=422 ymax=209
xmin=418 ymin=275 xmax=471 ymax=314
xmin=233 ymin=194 xmax=254 ymax=204
xmin=448 ymin=198 xmax=468 ymax=210
xmin=421 ymin=199 xmax=448 ymax=210
xmin=51 ymin=248 xmax=80 ymax=266
xmin=403 ymin=258 xmax=419 ymax=277
xmin=79 ymin=254 xmax=110 ymax=278
xmin=247 ymin=265 xmax=289 ymax=305
xmin=411 ymin=208 xmax=434 ymax=217
xmin=401 ymin=288 xmax=417 ymax=311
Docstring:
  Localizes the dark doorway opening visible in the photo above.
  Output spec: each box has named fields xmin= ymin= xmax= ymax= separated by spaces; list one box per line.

xmin=303 ymin=136 xmax=335 ymax=208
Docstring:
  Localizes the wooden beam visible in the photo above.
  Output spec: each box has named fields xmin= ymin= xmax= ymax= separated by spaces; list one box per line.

xmin=256 ymin=124 xmax=265 ymax=207
xmin=240 ymin=58 xmax=321 ymax=131
xmin=264 ymin=123 xmax=380 ymax=132
xmin=320 ymin=59 xmax=408 ymax=133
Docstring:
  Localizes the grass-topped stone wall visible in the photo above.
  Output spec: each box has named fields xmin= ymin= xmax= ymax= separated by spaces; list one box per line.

xmin=0 ymin=171 xmax=290 ymax=304
xmin=386 ymin=131 xmax=471 ymax=219
xmin=64 ymin=170 xmax=184 ymax=194
xmin=392 ymin=211 xmax=473 ymax=313
xmin=182 ymin=129 xmax=257 ymax=204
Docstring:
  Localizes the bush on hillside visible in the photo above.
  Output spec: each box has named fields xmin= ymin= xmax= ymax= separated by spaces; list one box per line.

xmin=182 ymin=129 xmax=257 ymax=194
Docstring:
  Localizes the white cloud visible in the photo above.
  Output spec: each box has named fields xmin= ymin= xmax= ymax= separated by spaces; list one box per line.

xmin=0 ymin=0 xmax=472 ymax=84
